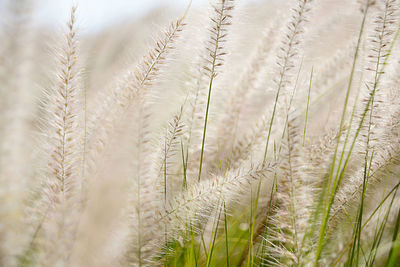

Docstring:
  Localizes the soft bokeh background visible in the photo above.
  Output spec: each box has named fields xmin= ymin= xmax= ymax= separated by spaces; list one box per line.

xmin=37 ymin=0 xmax=204 ymax=32
xmin=34 ymin=0 xmax=262 ymax=32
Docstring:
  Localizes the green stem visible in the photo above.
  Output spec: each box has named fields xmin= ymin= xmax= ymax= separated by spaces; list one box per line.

xmin=198 ymin=1 xmax=226 ymax=182
xmin=303 ymin=67 xmax=313 ymax=147
xmin=314 ymin=2 xmax=370 ymax=264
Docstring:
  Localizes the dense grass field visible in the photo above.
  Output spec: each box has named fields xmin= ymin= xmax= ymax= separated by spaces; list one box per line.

xmin=1 ymin=0 xmax=400 ymax=266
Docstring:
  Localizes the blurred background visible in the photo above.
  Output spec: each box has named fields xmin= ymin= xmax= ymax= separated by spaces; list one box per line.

xmin=0 ymin=0 xmax=352 ymax=126
xmin=36 ymin=0 xmax=206 ymax=32
xmin=27 ymin=0 xmax=263 ymax=33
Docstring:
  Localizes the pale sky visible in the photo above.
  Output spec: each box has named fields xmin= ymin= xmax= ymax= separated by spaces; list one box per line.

xmin=35 ymin=0 xmax=207 ymax=32
xmin=34 ymin=0 xmax=263 ymax=32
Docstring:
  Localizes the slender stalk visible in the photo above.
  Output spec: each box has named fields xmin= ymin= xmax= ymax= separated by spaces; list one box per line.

xmin=314 ymin=2 xmax=370 ymax=263
xmin=303 ymin=67 xmax=313 ymax=147
xmin=262 ymin=1 xmax=309 ymax=164
xmin=198 ymin=78 xmax=214 ymax=182
xmin=206 ymin=204 xmax=222 ymax=267
xmin=387 ymin=205 xmax=400 ymax=266
xmin=224 ymin=202 xmax=230 ymax=267
xmin=181 ymin=139 xmax=188 ymax=190
xmin=198 ymin=0 xmax=234 ymax=181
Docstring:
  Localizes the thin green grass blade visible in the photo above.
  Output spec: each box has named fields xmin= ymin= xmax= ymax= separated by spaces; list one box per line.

xmin=386 ymin=202 xmax=400 ymax=267
xmin=314 ymin=2 xmax=370 ymax=263
xmin=303 ymin=66 xmax=313 ymax=147
xmin=223 ymin=202 xmax=230 ymax=267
